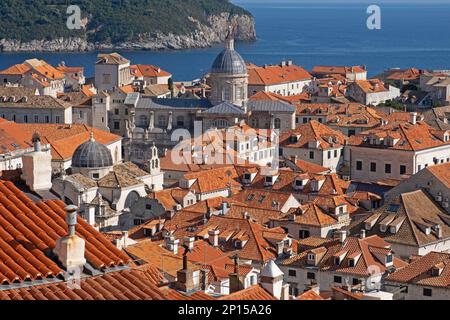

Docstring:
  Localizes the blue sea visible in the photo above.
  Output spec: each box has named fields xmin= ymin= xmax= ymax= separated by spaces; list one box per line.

xmin=1 ymin=1 xmax=450 ymax=80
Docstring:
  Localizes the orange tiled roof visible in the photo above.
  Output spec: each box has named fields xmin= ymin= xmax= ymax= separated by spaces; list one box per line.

xmin=0 ymin=264 xmax=168 ymax=300
xmin=0 ymin=63 xmax=31 ymax=75
xmin=387 ymin=68 xmax=421 ymax=81
xmin=426 ymin=162 xmax=450 ymax=189
xmin=131 ymin=64 xmax=172 ymax=78
xmin=249 ymin=91 xmax=310 ymax=104
xmin=220 ymin=285 xmax=277 ymax=300
xmin=7 ymin=123 xmax=121 ymax=161
xmin=312 ymin=66 xmax=366 ymax=76
xmin=353 ymin=79 xmax=389 ymax=93
xmin=297 ymin=289 xmax=324 ymax=300
xmin=348 ymin=121 xmax=450 ymax=151
xmin=248 ymin=64 xmax=312 ymax=86
xmin=280 ymin=120 xmax=348 ymax=150
xmin=386 ymin=252 xmax=450 ymax=288
xmin=0 ymin=180 xmax=131 ymax=285
xmin=282 ymin=235 xmax=408 ymax=277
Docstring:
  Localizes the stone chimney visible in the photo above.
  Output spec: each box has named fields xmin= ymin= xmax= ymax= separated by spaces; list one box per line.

xmin=229 ymin=255 xmax=245 ymax=293
xmin=208 ymin=229 xmax=220 ymax=247
xmin=260 ymin=259 xmax=285 ymax=299
xmin=175 ymin=244 xmax=197 ymax=293
xmin=201 ymin=269 xmax=210 ymax=291
xmin=21 ymin=132 xmax=52 ymax=192
xmin=53 ymin=205 xmax=86 ymax=271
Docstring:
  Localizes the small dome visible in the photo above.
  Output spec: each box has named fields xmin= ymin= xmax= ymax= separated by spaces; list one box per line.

xmin=72 ymin=133 xmax=113 ymax=169
xmin=211 ymin=42 xmax=247 ymax=75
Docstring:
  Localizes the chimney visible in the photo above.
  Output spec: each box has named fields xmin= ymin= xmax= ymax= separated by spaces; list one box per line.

xmin=184 ymin=236 xmax=195 ymax=251
xmin=208 ymin=229 xmax=220 ymax=247
xmin=260 ymin=260 xmax=285 ymax=299
xmin=410 ymin=112 xmax=418 ymax=125
xmin=21 ymin=132 xmax=52 ymax=192
xmin=229 ymin=255 xmax=245 ymax=293
xmin=175 ymin=244 xmax=197 ymax=293
xmin=360 ymin=229 xmax=366 ymax=239
xmin=221 ymin=202 xmax=229 ymax=215
xmin=166 ymin=236 xmax=179 ymax=254
xmin=338 ymin=230 xmax=347 ymax=243
xmin=53 ymin=205 xmax=86 ymax=271
xmin=201 ymin=269 xmax=209 ymax=291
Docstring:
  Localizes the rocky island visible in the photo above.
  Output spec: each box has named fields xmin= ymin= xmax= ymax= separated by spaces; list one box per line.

xmin=0 ymin=0 xmax=256 ymax=52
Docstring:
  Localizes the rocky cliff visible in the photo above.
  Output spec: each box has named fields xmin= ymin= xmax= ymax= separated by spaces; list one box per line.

xmin=0 ymin=13 xmax=256 ymax=52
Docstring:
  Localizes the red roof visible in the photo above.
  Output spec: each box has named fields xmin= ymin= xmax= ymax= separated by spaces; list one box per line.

xmin=0 ymin=180 xmax=130 ymax=285
xmin=248 ymin=64 xmax=312 ymax=86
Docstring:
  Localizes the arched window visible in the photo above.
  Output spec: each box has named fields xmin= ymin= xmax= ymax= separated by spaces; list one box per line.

xmin=275 ymin=118 xmax=281 ymax=129
xmin=155 ymin=159 xmax=159 ymax=168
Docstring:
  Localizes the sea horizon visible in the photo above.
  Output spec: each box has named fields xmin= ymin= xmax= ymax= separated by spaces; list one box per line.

xmin=1 ymin=1 xmax=450 ymax=80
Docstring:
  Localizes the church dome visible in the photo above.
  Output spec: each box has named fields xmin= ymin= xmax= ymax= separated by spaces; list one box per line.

xmin=211 ymin=38 xmax=247 ymax=75
xmin=72 ymin=133 xmax=113 ymax=169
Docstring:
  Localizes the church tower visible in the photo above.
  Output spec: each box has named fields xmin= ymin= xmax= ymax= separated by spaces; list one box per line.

xmin=209 ymin=27 xmax=248 ymax=107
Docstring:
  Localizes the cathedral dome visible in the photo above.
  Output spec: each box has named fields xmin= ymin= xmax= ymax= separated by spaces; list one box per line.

xmin=72 ymin=133 xmax=113 ymax=169
xmin=211 ymin=38 xmax=247 ymax=75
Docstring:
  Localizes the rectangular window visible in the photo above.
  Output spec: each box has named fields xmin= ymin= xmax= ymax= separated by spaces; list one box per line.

xmin=303 ymin=118 xmax=308 ymax=124
xmin=288 ymin=270 xmax=296 ymax=277
xmin=307 ymin=272 xmax=315 ymax=280
xmin=309 ymin=151 xmax=314 ymax=159
xmin=299 ymin=230 xmax=310 ymax=239
xmin=334 ymin=276 xmax=342 ymax=283
xmin=352 ymin=278 xmax=361 ymax=286
xmin=356 ymin=161 xmax=362 ymax=171
xmin=34 ymin=115 xmax=39 ymax=123
xmin=145 ymin=204 xmax=152 ymax=210
xmin=45 ymin=116 xmax=50 ymax=123
xmin=400 ymin=165 xmax=406 ymax=175
xmin=328 ymin=151 xmax=331 ymax=159
xmin=24 ymin=115 xmax=28 ymax=123
xmin=334 ymin=150 xmax=338 ymax=158
xmin=55 ymin=116 xmax=60 ymax=124
xmin=385 ymin=163 xmax=391 ymax=174
xmin=370 ymin=162 xmax=377 ymax=172
xmin=114 ymin=121 xmax=120 ymax=130
xmin=114 ymin=109 xmax=119 ymax=115
xmin=423 ymin=288 xmax=432 ymax=297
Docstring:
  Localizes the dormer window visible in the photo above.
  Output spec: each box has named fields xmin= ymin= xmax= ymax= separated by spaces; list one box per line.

xmin=334 ymin=257 xmax=341 ymax=265
xmin=295 ymin=179 xmax=303 ymax=187
xmin=265 ymin=176 xmax=273 ymax=183
xmin=386 ymin=254 xmax=393 ymax=265
xmin=307 ymin=253 xmax=315 ymax=262
xmin=349 ymin=259 xmax=355 ymax=267
xmin=289 ymin=135 xmax=299 ymax=143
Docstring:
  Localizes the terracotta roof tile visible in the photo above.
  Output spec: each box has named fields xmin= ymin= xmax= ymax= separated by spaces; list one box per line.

xmin=0 ymin=181 xmax=130 ymax=285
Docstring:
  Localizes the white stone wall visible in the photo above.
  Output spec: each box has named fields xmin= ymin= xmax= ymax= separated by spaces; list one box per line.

xmin=248 ymin=79 xmax=311 ymax=97
xmin=282 ymin=146 xmax=343 ymax=173
xmin=347 ymin=145 xmax=450 ymax=183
